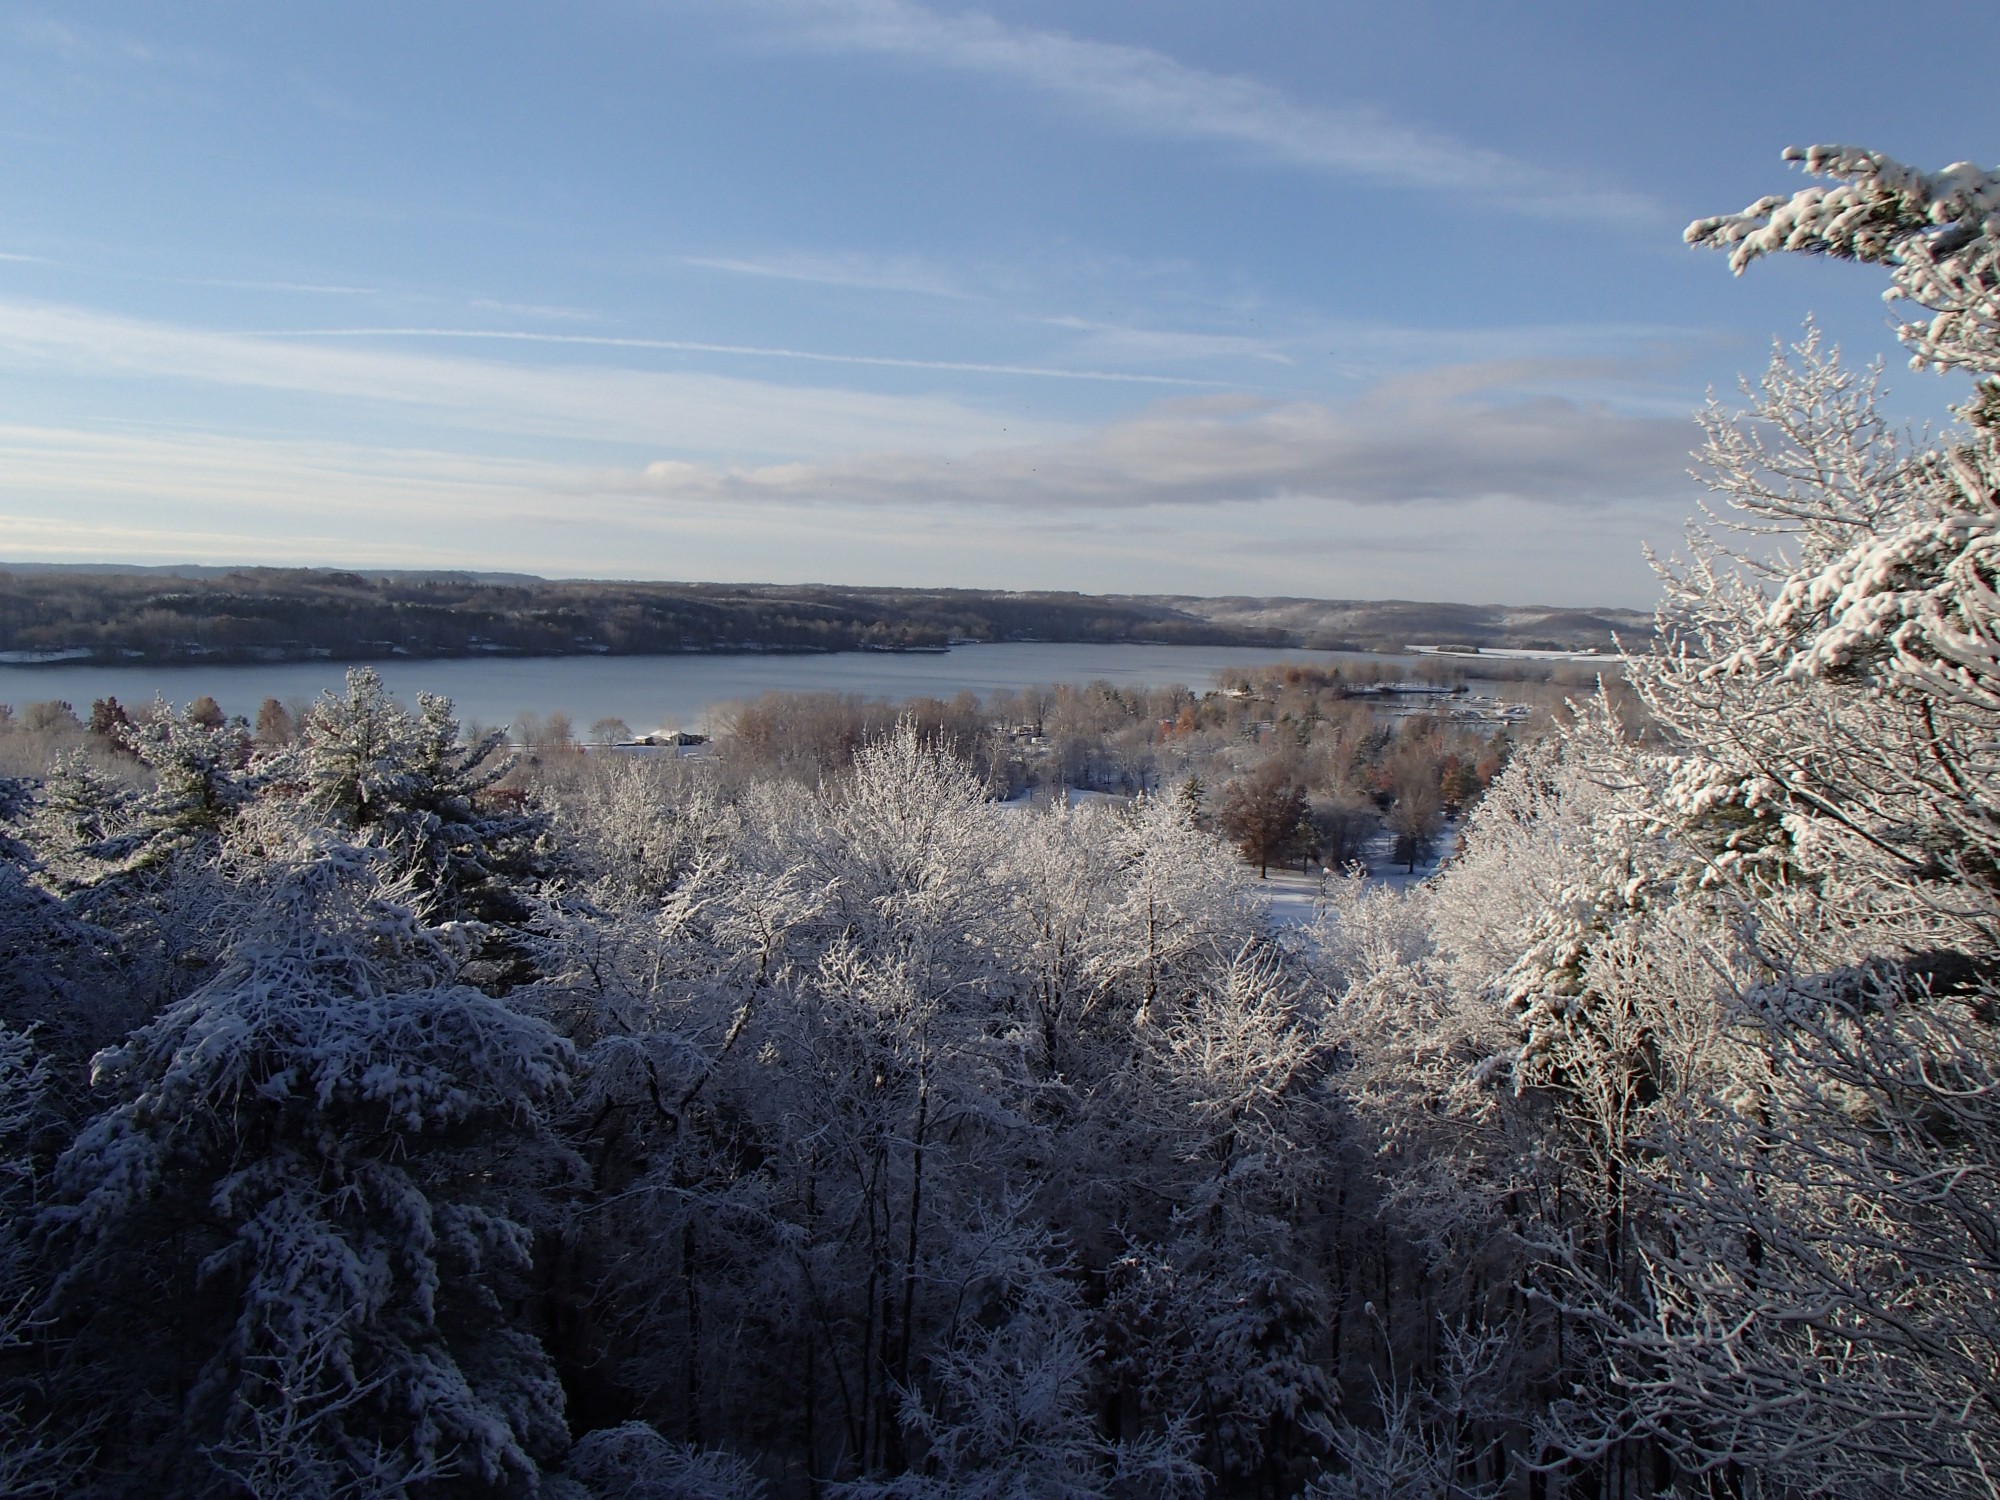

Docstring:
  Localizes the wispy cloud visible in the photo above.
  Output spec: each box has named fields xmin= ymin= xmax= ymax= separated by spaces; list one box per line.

xmin=1038 ymin=315 xmax=1295 ymax=367
xmin=182 ymin=277 xmax=378 ymax=296
xmin=0 ymin=298 xmax=1074 ymax=456
xmin=13 ymin=17 xmax=101 ymax=62
xmin=0 ymin=421 xmax=959 ymax=576
xmin=470 ymin=298 xmax=599 ymax=321
xmin=0 ymin=422 xmax=626 ymax=540
xmin=248 ymin=325 xmax=1217 ymax=386
xmin=0 ymin=407 xmax=1673 ymax=603
xmin=0 ymin=514 xmax=485 ymax=568
xmin=683 ymin=250 xmax=971 ymax=299
xmin=745 ymin=0 xmax=1653 ymax=220
xmin=630 ymin=359 xmax=1695 ymax=511
xmin=8 ymin=12 xmax=224 ymax=90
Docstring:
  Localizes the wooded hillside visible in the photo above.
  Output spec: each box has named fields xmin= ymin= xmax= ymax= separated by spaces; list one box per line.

xmin=0 ymin=567 xmax=1643 ymax=663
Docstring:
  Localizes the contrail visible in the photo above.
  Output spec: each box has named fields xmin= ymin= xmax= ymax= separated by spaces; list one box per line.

xmin=243 ymin=327 xmax=1220 ymax=386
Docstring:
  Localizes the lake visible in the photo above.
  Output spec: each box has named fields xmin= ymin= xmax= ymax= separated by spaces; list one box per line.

xmin=0 ymin=643 xmax=1417 ymax=737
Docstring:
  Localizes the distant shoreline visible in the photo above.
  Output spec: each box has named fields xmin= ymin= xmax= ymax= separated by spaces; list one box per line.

xmin=1406 ymin=643 xmax=1628 ymax=664
xmin=0 ymin=636 xmax=1294 ymax=670
xmin=0 ymin=565 xmax=1651 ymax=664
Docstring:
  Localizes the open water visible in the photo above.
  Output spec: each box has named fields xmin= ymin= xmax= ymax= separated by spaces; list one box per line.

xmin=0 ymin=643 xmax=1417 ymax=737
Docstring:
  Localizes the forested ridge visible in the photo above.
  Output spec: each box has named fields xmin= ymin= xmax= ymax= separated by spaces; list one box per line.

xmin=0 ymin=569 xmax=1642 ymax=665
xmin=2 ymin=144 xmax=2000 ymax=1498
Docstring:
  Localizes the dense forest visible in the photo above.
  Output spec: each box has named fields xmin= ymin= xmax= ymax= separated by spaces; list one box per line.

xmin=0 ymin=569 xmax=1643 ymax=665
xmin=2 ymin=146 xmax=1998 ymax=1498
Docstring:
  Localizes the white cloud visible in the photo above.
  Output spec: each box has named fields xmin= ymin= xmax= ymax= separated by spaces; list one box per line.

xmin=630 ymin=359 xmax=1696 ymax=511
xmin=747 ymin=0 xmax=1653 ymax=220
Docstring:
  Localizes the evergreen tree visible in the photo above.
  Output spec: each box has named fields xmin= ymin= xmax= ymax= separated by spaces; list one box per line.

xmin=39 ymin=831 xmax=576 ymax=1496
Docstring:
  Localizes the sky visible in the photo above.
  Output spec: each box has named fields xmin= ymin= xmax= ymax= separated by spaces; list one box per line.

xmin=0 ymin=2 xmax=1994 ymax=608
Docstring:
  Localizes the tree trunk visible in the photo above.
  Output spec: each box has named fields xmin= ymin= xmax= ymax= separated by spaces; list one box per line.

xmin=681 ymin=1217 xmax=702 ymax=1446
xmin=897 ymin=1068 xmax=929 ymax=1395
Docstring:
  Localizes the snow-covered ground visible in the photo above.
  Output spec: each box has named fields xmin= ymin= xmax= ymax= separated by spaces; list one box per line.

xmin=1247 ymin=868 xmax=1330 ymax=926
xmin=993 ymin=786 xmax=1126 ymax=812
xmin=1245 ymin=817 xmax=1463 ymax=925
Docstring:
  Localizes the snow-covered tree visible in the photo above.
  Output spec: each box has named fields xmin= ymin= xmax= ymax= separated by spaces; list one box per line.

xmin=1593 ymin=964 xmax=2000 ymax=1497
xmin=1687 ymin=145 xmax=2000 ymax=404
xmin=0 ymin=776 xmax=121 ymax=1052
xmin=836 ymin=1218 xmax=1202 ymax=1500
xmin=1440 ymin=145 xmax=2000 ymax=1493
xmin=30 ymin=698 xmax=257 ymax=893
xmin=40 ymin=820 xmax=576 ymax=1496
xmin=295 ymin=668 xmax=550 ymax=931
xmin=527 ymin=720 xmax=1348 ymax=1491
xmin=0 ymin=1023 xmax=79 ymax=1498
xmin=120 ymin=700 xmax=257 ymax=861
xmin=558 ymin=1422 xmax=767 ymax=1499
xmin=21 ymin=705 xmax=266 ymax=1038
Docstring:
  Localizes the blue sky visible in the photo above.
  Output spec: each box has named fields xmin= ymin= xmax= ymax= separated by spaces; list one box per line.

xmin=0 ymin=1 xmax=1992 ymax=607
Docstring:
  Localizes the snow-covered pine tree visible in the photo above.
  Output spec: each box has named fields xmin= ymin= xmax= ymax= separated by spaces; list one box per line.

xmin=0 ymin=775 xmax=121 ymax=1054
xmin=19 ymin=703 xmax=269 ymax=1036
xmin=0 ymin=1023 xmax=76 ymax=1499
xmin=38 ymin=815 xmax=577 ymax=1497
xmin=293 ymin=667 xmax=552 ymax=983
